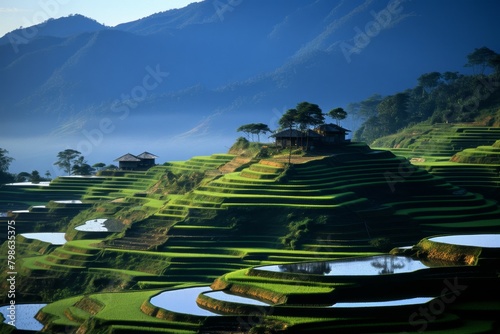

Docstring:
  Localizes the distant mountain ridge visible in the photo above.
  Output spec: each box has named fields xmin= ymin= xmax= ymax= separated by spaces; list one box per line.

xmin=0 ymin=14 xmax=106 ymax=46
xmin=0 ymin=0 xmax=354 ymax=118
xmin=1 ymin=0 xmax=500 ymax=156
xmin=114 ymin=1 xmax=222 ymax=33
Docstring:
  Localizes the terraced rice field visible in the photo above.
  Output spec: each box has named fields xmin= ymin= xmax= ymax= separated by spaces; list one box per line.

xmin=26 ymin=236 xmax=500 ymax=333
xmin=375 ymin=124 xmax=500 ymax=158
xmin=190 ymin=236 xmax=500 ymax=333
xmin=1 ymin=145 xmax=499 ymax=333
xmin=374 ymin=125 xmax=500 ymax=201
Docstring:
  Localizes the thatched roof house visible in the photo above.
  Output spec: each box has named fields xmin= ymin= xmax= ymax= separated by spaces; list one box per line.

xmin=272 ymin=129 xmax=320 ymax=147
xmin=272 ymin=124 xmax=350 ymax=148
xmin=315 ymin=124 xmax=351 ymax=144
xmin=114 ymin=152 xmax=158 ymax=170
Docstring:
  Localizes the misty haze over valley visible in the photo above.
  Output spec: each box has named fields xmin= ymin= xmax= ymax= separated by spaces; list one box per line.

xmin=1 ymin=0 xmax=500 ymax=174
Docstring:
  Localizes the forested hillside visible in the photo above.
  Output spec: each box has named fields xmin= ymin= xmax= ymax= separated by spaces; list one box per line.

xmin=351 ymin=47 xmax=500 ymax=144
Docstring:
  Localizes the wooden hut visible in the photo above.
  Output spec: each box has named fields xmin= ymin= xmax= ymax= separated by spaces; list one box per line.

xmin=314 ymin=124 xmax=351 ymax=145
xmin=272 ymin=129 xmax=321 ymax=148
xmin=114 ymin=152 xmax=158 ymax=170
xmin=136 ymin=152 xmax=158 ymax=169
xmin=114 ymin=153 xmax=141 ymax=170
xmin=272 ymin=124 xmax=350 ymax=148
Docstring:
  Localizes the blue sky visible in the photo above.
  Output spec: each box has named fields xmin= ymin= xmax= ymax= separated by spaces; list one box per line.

xmin=0 ymin=0 xmax=201 ymax=36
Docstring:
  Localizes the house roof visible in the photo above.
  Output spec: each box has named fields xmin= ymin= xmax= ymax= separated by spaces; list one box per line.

xmin=272 ymin=129 xmax=321 ymax=138
xmin=114 ymin=153 xmax=141 ymax=162
xmin=114 ymin=152 xmax=158 ymax=162
xmin=316 ymin=123 xmax=351 ymax=133
xmin=137 ymin=152 xmax=158 ymax=159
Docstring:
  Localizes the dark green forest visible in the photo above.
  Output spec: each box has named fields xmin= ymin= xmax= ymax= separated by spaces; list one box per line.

xmin=351 ymin=47 xmax=500 ymax=144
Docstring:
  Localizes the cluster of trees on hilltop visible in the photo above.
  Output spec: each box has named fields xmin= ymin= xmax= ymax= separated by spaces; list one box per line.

xmin=52 ymin=149 xmax=117 ymax=176
xmin=0 ymin=148 xmax=52 ymax=184
xmin=0 ymin=148 xmax=116 ymax=185
xmin=0 ymin=148 xmax=17 ymax=184
xmin=236 ymin=123 xmax=272 ymax=142
xmin=235 ymin=102 xmax=348 ymax=164
xmin=237 ymin=102 xmax=347 ymax=142
xmin=350 ymin=47 xmax=500 ymax=144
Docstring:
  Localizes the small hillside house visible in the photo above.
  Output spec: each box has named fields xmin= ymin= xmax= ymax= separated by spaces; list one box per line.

xmin=315 ymin=124 xmax=351 ymax=145
xmin=272 ymin=129 xmax=321 ymax=148
xmin=114 ymin=152 xmax=158 ymax=170
xmin=273 ymin=124 xmax=350 ymax=148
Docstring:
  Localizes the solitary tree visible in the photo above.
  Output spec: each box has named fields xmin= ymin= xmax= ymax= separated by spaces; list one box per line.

xmin=237 ymin=123 xmax=271 ymax=142
xmin=72 ymin=164 xmax=95 ymax=176
xmin=279 ymin=109 xmax=298 ymax=132
xmin=16 ymin=172 xmax=32 ymax=182
xmin=54 ymin=149 xmax=82 ymax=175
xmin=92 ymin=162 xmax=106 ymax=173
xmin=15 ymin=170 xmax=42 ymax=183
xmin=279 ymin=108 xmax=299 ymax=164
xmin=236 ymin=124 xmax=253 ymax=140
xmin=296 ymin=102 xmax=324 ymax=128
xmin=104 ymin=164 xmax=118 ymax=170
xmin=328 ymin=107 xmax=348 ymax=125
xmin=71 ymin=156 xmax=95 ymax=175
xmin=465 ymin=46 xmax=498 ymax=74
xmin=252 ymin=123 xmax=271 ymax=142
xmin=296 ymin=102 xmax=324 ymax=147
xmin=0 ymin=148 xmax=14 ymax=173
xmin=31 ymin=170 xmax=41 ymax=183
xmin=0 ymin=148 xmax=15 ymax=184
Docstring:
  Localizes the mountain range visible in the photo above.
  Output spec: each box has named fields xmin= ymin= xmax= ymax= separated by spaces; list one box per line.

xmin=1 ymin=0 xmax=500 ymax=173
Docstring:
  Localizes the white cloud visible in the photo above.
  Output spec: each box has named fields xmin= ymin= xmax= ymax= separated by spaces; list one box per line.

xmin=50 ymin=115 xmax=91 ymax=137
xmin=172 ymin=112 xmax=222 ymax=141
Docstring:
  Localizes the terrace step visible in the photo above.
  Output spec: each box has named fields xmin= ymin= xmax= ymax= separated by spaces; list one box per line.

xmin=104 ymin=239 xmax=155 ymax=250
xmin=33 ymin=256 xmax=86 ymax=272
xmin=102 ymin=215 xmax=181 ymax=250
xmin=218 ymin=156 xmax=253 ymax=173
xmin=240 ymin=169 xmax=281 ymax=180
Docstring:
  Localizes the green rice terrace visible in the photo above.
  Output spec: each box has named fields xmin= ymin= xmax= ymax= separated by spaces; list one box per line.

xmin=373 ymin=124 xmax=500 ymax=201
xmin=1 ymin=141 xmax=500 ymax=333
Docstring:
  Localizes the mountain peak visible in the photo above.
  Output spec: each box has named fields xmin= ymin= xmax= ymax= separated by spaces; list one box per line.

xmin=114 ymin=1 xmax=219 ymax=34
xmin=0 ymin=14 xmax=106 ymax=45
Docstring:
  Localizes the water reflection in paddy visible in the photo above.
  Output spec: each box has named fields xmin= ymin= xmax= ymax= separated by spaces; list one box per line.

xmin=6 ymin=181 xmax=50 ymax=186
xmin=53 ymin=200 xmax=83 ymax=204
xmin=204 ymin=291 xmax=271 ymax=306
xmin=0 ymin=303 xmax=46 ymax=331
xmin=429 ymin=234 xmax=500 ymax=248
xmin=331 ymin=297 xmax=435 ymax=308
xmin=21 ymin=233 xmax=67 ymax=245
xmin=257 ymin=255 xmax=430 ymax=276
xmin=75 ymin=219 xmax=108 ymax=232
xmin=150 ymin=287 xmax=221 ymax=317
